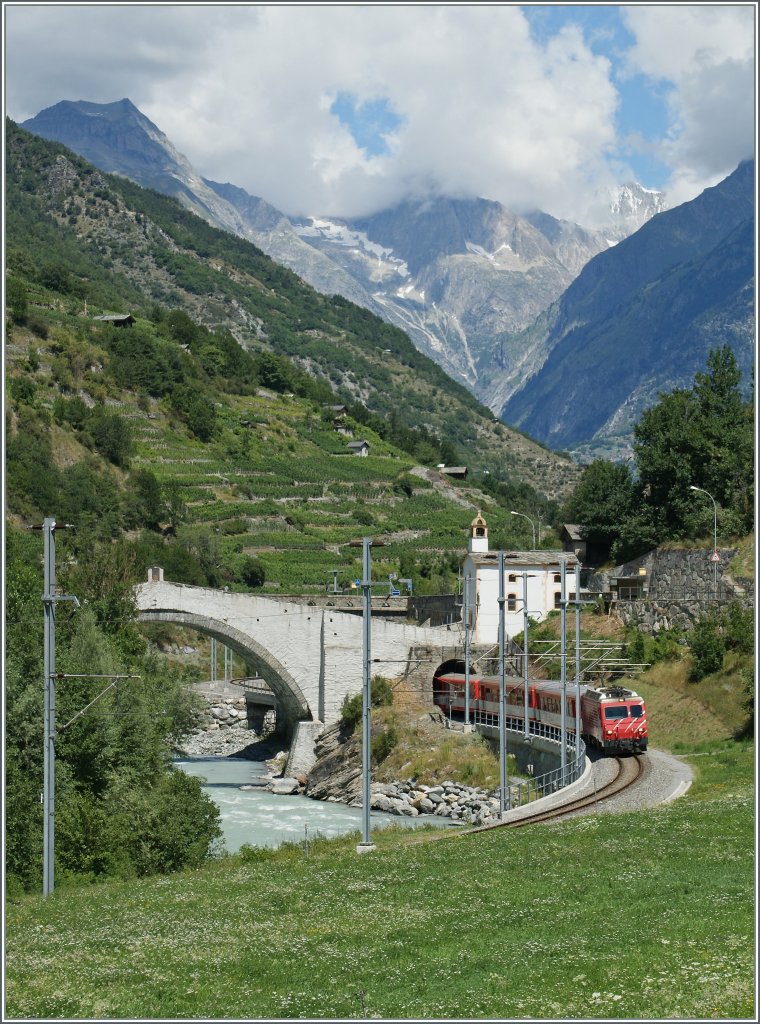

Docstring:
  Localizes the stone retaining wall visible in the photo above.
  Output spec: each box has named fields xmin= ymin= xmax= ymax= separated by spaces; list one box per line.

xmin=179 ymin=694 xmax=272 ymax=756
xmin=587 ymin=546 xmax=753 ymax=632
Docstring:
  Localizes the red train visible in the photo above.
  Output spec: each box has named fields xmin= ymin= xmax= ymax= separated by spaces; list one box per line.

xmin=433 ymin=671 xmax=648 ymax=754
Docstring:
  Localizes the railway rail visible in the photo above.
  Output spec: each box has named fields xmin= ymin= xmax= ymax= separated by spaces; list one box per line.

xmin=504 ymin=754 xmax=644 ymax=828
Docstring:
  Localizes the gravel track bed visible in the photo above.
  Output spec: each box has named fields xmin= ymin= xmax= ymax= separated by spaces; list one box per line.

xmin=563 ymin=747 xmax=693 ymax=819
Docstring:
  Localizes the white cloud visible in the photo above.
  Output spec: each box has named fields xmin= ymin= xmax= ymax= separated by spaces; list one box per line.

xmin=4 ymin=4 xmax=755 ymax=222
xmin=621 ymin=4 xmax=755 ymax=204
xmin=4 ymin=5 xmax=622 ymax=220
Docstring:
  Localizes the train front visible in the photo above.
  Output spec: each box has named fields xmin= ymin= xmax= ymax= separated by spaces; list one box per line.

xmin=599 ymin=693 xmax=648 ymax=753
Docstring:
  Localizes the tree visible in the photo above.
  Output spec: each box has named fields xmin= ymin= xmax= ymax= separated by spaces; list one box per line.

xmin=239 ymin=555 xmax=266 ymax=589
xmin=254 ymin=351 xmax=296 ymax=393
xmin=6 ymin=276 xmax=28 ymax=324
xmin=633 ymin=347 xmax=753 ymax=543
xmin=4 ymin=526 xmax=222 ymax=891
xmin=689 ymin=613 xmax=726 ymax=681
xmin=171 ymin=385 xmax=217 ymax=442
xmin=86 ymin=407 xmax=134 ymax=468
xmin=563 ymin=460 xmax=641 ymax=557
xmin=125 ymin=469 xmax=163 ymax=530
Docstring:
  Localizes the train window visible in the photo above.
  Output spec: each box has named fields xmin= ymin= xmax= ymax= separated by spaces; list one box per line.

xmin=604 ymin=706 xmax=628 ymax=720
xmin=629 ymin=704 xmax=644 ymax=718
xmin=507 ymin=593 xmax=517 ymax=611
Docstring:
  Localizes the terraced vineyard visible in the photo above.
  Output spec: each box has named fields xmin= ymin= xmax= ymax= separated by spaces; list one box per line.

xmin=5 ymin=120 xmax=575 ymax=597
xmin=123 ymin=383 xmax=523 ymax=592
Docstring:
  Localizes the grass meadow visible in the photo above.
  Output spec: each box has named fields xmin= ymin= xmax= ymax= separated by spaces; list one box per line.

xmin=4 ymin=741 xmax=754 ymax=1020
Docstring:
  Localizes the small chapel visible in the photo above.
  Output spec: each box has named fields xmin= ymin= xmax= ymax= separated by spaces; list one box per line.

xmin=461 ymin=512 xmax=579 ymax=644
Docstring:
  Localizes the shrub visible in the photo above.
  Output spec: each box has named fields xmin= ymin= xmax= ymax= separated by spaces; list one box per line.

xmin=6 ymin=277 xmax=28 ymax=324
xmin=723 ymin=601 xmax=754 ymax=655
xmin=689 ymin=614 xmax=727 ymax=682
xmin=340 ymin=676 xmax=394 ymax=731
xmin=9 ymin=375 xmax=36 ymax=406
xmin=86 ymin=407 xmax=134 ymax=468
xmin=372 ymin=724 xmax=398 ymax=764
xmin=240 ymin=556 xmax=266 ymax=589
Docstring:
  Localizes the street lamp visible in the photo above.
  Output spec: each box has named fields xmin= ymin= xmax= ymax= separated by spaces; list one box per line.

xmin=690 ymin=485 xmax=718 ymax=592
xmin=510 ymin=511 xmax=536 ymax=549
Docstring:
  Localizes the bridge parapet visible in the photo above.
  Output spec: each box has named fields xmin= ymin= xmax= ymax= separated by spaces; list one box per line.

xmin=135 ymin=580 xmax=458 ymax=730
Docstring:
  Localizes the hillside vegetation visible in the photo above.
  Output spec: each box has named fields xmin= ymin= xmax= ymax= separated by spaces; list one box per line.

xmin=5 ymin=118 xmax=583 ymax=593
xmin=3 ymin=118 xmax=577 ymax=896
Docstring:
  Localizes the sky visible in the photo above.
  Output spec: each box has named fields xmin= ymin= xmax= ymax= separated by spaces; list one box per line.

xmin=3 ymin=3 xmax=756 ymax=226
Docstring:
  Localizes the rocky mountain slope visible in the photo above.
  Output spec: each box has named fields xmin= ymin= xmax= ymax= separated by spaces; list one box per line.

xmin=498 ymin=159 xmax=755 ymax=456
xmin=6 ymin=119 xmax=580 ymax=522
xmin=22 ymin=99 xmax=664 ymax=411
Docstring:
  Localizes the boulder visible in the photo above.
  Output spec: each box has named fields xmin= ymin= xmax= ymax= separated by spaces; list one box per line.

xmin=270 ymin=778 xmax=301 ymax=795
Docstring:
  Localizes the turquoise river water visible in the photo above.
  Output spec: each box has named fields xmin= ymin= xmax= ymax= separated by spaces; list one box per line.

xmin=175 ymin=756 xmax=450 ymax=852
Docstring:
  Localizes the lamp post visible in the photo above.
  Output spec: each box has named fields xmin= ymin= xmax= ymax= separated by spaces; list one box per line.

xmin=521 ymin=572 xmax=532 ymax=741
xmin=510 ymin=510 xmax=536 ymax=549
xmin=690 ymin=485 xmax=718 ymax=593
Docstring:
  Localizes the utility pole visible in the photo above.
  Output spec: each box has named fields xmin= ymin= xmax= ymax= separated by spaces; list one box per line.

xmin=498 ymin=551 xmax=508 ymax=816
xmin=522 ymin=572 xmax=530 ymax=741
xmin=560 ymin=558 xmax=568 ymax=784
xmin=463 ymin=574 xmax=471 ymax=731
xmin=575 ymin=562 xmax=582 ymax=757
xmin=42 ymin=518 xmax=56 ymax=898
xmin=37 ymin=519 xmax=79 ymax=897
xmin=357 ymin=537 xmax=376 ymax=853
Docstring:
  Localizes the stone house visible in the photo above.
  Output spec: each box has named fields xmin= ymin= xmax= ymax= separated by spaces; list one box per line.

xmin=347 ymin=440 xmax=370 ymax=456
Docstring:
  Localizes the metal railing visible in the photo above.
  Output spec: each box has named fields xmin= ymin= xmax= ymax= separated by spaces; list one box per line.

xmin=614 ymin=584 xmax=747 ymax=604
xmin=460 ymin=711 xmax=586 ymax=810
xmin=507 ymin=740 xmax=586 ymax=810
xmin=230 ymin=677 xmax=275 ymax=697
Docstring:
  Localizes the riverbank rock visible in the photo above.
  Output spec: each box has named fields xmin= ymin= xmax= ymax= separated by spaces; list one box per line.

xmin=176 ymin=694 xmax=278 ymax=759
xmin=296 ymin=719 xmax=509 ymax=826
xmin=304 ymin=721 xmax=363 ymax=804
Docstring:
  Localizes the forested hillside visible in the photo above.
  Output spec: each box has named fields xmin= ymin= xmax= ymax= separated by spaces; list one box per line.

xmin=6 ymin=119 xmax=578 ymax=492
xmin=4 ymin=120 xmax=578 ymax=893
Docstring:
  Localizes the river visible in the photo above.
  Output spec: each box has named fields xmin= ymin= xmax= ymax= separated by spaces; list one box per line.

xmin=175 ymin=756 xmax=451 ymax=852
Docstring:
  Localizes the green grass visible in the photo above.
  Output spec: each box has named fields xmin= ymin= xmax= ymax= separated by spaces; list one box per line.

xmin=5 ymin=742 xmax=754 ymax=1020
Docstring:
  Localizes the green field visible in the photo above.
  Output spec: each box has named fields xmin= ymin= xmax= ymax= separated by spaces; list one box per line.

xmin=5 ymin=741 xmax=754 ymax=1020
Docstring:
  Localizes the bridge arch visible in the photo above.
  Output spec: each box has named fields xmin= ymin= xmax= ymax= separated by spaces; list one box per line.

xmin=138 ymin=609 xmax=312 ymax=726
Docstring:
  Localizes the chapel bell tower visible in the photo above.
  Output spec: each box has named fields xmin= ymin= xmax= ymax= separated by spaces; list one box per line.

xmin=469 ymin=510 xmax=489 ymax=554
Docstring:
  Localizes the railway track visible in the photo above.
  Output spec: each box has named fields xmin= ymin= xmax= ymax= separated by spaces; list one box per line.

xmin=404 ymin=756 xmax=647 ymax=847
xmin=504 ymin=754 xmax=644 ymax=828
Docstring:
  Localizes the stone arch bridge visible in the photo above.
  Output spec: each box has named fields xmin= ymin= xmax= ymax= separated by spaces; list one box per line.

xmin=135 ymin=580 xmax=464 ymax=737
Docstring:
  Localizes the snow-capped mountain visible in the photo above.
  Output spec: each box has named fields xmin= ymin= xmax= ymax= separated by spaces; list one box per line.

xmin=21 ymin=98 xmax=665 ymax=409
xmin=605 ymin=182 xmax=668 ymax=241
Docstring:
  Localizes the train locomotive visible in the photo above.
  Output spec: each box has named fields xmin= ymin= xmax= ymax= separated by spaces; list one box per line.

xmin=433 ymin=671 xmax=648 ymax=754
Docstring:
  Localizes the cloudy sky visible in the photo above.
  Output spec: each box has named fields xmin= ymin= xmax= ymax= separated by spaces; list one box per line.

xmin=3 ymin=3 xmax=756 ymax=225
